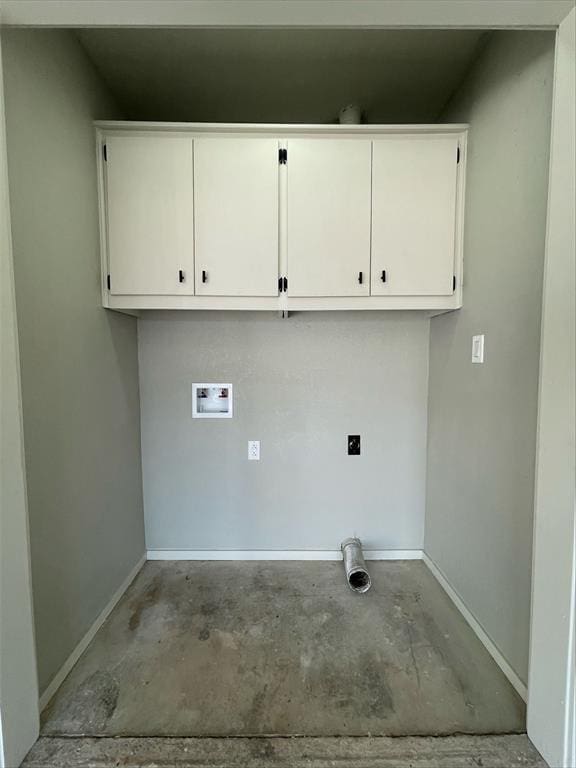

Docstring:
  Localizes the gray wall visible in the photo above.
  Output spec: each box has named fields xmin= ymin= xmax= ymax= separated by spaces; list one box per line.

xmin=2 ymin=30 xmax=145 ymax=696
xmin=140 ymin=312 xmax=429 ymax=551
xmin=0 ymin=35 xmax=39 ymax=766
xmin=425 ymin=31 xmax=554 ymax=684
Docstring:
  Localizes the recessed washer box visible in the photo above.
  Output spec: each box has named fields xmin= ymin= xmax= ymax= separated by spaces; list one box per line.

xmin=192 ymin=383 xmax=233 ymax=418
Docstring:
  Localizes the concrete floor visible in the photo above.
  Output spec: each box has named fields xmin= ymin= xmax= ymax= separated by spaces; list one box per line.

xmin=41 ymin=560 xmax=526 ymax=738
xmin=23 ymin=734 xmax=547 ymax=767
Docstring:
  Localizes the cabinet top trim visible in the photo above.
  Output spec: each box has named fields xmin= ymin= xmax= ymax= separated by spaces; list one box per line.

xmin=95 ymin=121 xmax=469 ymax=136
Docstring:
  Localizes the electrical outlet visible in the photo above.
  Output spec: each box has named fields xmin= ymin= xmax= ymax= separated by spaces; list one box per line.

xmin=348 ymin=435 xmax=361 ymax=455
xmin=248 ymin=440 xmax=260 ymax=461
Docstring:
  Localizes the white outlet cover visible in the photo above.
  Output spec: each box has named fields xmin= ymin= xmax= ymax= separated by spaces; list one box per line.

xmin=248 ymin=440 xmax=260 ymax=461
xmin=472 ymin=335 xmax=485 ymax=364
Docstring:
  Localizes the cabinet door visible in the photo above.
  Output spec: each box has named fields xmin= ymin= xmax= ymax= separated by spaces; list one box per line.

xmin=286 ymin=139 xmax=371 ymax=297
xmin=371 ymin=137 xmax=459 ymax=296
xmin=105 ymin=136 xmax=194 ymax=295
xmin=194 ymin=139 xmax=279 ymax=296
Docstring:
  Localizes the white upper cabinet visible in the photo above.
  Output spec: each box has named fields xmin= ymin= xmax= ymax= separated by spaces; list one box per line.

xmin=371 ymin=136 xmax=459 ymax=296
xmin=286 ymin=139 xmax=372 ymax=297
xmin=98 ymin=125 xmax=467 ymax=311
xmin=105 ymin=135 xmax=194 ymax=295
xmin=194 ymin=138 xmax=279 ymax=296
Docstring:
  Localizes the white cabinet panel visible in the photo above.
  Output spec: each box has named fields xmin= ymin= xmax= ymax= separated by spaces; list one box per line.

xmin=371 ymin=137 xmax=459 ymax=296
xmin=286 ymin=139 xmax=371 ymax=297
xmin=106 ymin=136 xmax=194 ymax=295
xmin=194 ymin=139 xmax=279 ymax=296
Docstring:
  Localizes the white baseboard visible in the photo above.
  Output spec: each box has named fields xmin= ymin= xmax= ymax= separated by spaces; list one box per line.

xmin=147 ymin=549 xmax=424 ymax=561
xmin=422 ymin=553 xmax=527 ymax=701
xmin=39 ymin=553 xmax=146 ymax=712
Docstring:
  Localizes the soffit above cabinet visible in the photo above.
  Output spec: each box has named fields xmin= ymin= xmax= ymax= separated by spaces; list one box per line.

xmin=97 ymin=123 xmax=468 ymax=315
xmin=80 ymin=29 xmax=486 ymax=124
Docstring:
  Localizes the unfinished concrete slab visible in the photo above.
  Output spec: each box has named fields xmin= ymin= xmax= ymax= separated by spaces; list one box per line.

xmin=41 ymin=561 xmax=525 ymax=737
xmin=23 ymin=735 xmax=547 ymax=768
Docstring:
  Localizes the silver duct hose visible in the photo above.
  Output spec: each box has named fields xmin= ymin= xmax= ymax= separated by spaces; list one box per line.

xmin=341 ymin=537 xmax=372 ymax=593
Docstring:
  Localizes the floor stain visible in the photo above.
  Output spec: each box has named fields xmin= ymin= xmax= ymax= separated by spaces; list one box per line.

xmin=407 ymin=623 xmax=422 ymax=689
xmin=200 ymin=601 xmax=218 ymax=617
xmin=48 ymin=671 xmax=119 ymax=733
xmin=421 ymin=612 xmax=477 ymax=714
xmin=247 ymin=685 xmax=268 ymax=731
xmin=355 ymin=655 xmax=396 ymax=718
xmin=128 ymin=574 xmax=161 ymax=632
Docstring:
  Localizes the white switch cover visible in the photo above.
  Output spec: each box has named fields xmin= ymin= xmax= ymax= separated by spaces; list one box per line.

xmin=248 ymin=441 xmax=260 ymax=461
xmin=472 ymin=334 xmax=485 ymax=363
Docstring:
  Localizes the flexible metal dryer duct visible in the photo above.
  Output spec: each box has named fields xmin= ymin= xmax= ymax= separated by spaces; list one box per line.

xmin=341 ymin=537 xmax=372 ymax=593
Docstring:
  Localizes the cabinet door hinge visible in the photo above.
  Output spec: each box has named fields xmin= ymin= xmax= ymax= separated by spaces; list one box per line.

xmin=107 ymin=274 xmax=111 ymax=290
xmin=103 ymin=144 xmax=107 ymax=162
xmin=279 ymin=148 xmax=287 ymax=165
xmin=453 ymin=275 xmax=457 ymax=292
xmin=456 ymin=146 xmax=460 ymax=164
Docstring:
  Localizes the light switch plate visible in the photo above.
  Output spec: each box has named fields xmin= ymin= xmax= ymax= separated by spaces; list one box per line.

xmin=472 ymin=334 xmax=485 ymax=363
xmin=248 ymin=440 xmax=260 ymax=461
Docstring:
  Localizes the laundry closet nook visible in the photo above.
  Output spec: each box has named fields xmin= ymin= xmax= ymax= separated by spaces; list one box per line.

xmin=1 ymin=13 xmax=572 ymax=768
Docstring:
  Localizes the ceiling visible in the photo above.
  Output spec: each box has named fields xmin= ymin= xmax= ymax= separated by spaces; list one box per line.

xmin=77 ymin=28 xmax=487 ymax=124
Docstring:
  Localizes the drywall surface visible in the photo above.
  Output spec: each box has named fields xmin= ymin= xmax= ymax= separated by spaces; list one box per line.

xmin=140 ymin=312 xmax=429 ymax=551
xmin=425 ymin=31 xmax=555 ymax=684
xmin=2 ymin=30 xmax=145 ymax=696
xmin=0 ymin=35 xmax=39 ymax=767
